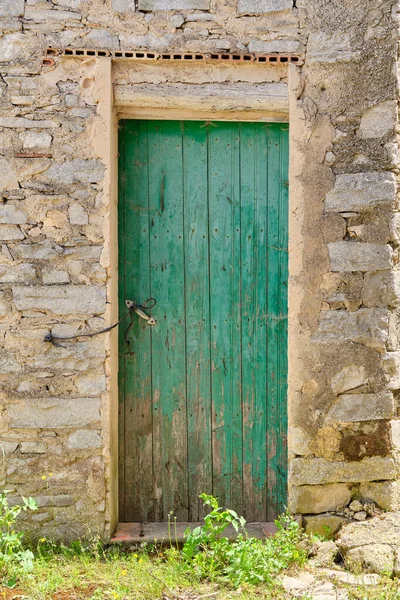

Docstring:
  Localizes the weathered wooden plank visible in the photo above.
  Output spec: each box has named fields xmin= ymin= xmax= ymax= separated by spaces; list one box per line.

xmin=118 ymin=121 xmax=126 ymax=522
xmin=121 ymin=120 xmax=154 ymax=522
xmin=208 ymin=122 xmax=243 ymax=512
xmin=148 ymin=121 xmax=188 ymax=521
xmin=240 ymin=123 xmax=268 ymax=521
xmin=182 ymin=122 xmax=213 ymax=521
xmin=266 ymin=124 xmax=289 ymax=520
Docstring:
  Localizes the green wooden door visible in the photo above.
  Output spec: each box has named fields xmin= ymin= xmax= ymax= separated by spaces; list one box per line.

xmin=118 ymin=120 xmax=288 ymax=523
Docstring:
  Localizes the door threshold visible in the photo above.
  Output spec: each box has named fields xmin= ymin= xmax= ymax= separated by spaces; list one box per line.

xmin=111 ymin=521 xmax=277 ymax=544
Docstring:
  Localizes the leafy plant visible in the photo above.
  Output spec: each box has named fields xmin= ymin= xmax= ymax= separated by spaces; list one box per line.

xmin=0 ymin=491 xmax=38 ymax=586
xmin=182 ymin=494 xmax=307 ymax=587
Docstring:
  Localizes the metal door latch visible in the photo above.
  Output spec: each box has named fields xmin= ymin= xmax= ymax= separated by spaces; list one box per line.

xmin=125 ymin=299 xmax=157 ymax=326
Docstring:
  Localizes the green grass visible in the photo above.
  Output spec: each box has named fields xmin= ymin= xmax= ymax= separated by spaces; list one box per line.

xmin=2 ymin=546 xmax=291 ymax=599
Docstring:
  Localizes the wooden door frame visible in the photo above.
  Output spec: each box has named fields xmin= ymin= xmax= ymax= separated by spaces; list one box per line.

xmin=93 ymin=57 xmax=303 ymax=537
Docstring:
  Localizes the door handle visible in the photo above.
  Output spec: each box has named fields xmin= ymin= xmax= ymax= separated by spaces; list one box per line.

xmin=125 ymin=299 xmax=157 ymax=326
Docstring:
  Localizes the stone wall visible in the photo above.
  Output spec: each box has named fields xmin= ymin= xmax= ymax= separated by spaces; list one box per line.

xmin=0 ymin=0 xmax=399 ymax=539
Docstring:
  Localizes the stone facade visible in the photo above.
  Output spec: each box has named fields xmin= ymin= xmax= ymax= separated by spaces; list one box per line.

xmin=0 ymin=0 xmax=400 ymax=539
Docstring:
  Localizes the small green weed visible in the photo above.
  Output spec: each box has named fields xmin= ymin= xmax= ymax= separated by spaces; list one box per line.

xmin=181 ymin=493 xmax=307 ymax=587
xmin=0 ymin=491 xmax=37 ymax=587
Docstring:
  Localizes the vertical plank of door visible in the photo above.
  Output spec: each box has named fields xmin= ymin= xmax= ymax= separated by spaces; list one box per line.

xmin=266 ymin=124 xmax=289 ymax=520
xmin=277 ymin=125 xmax=289 ymax=515
xmin=209 ymin=122 xmax=243 ymax=511
xmin=118 ymin=121 xmax=126 ymax=521
xmin=182 ymin=122 xmax=212 ymax=520
xmin=240 ymin=123 xmax=268 ymax=521
xmin=149 ymin=121 xmax=188 ymax=521
xmin=121 ymin=120 xmax=154 ymax=521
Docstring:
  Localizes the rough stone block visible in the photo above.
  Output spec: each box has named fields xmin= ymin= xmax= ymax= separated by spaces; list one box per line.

xmin=36 ymin=495 xmax=75 ymax=508
xmin=290 ymin=456 xmax=397 ymax=486
xmin=68 ymin=204 xmax=88 ymax=225
xmin=359 ymin=101 xmax=397 ymax=139
xmin=0 ymin=117 xmax=57 ymax=129
xmin=75 ymin=371 xmax=106 ymax=396
xmin=42 ymin=270 xmax=70 ymax=285
xmin=0 ymin=264 xmax=36 ymax=284
xmin=7 ymin=398 xmax=100 ymax=429
xmin=363 ymin=271 xmax=400 ymax=309
xmin=345 ymin=544 xmax=394 ymax=575
xmin=382 ymin=352 xmax=400 ymax=390
xmin=313 ymin=308 xmax=389 ymax=350
xmin=238 ymin=0 xmax=292 ymax=12
xmin=289 ymin=426 xmax=311 ymax=456
xmin=0 ymin=0 xmax=24 ymax=17
xmin=0 ymin=442 xmax=18 ymax=454
xmin=303 ymin=514 xmax=346 ymax=538
xmin=67 ymin=430 xmax=102 ymax=449
xmin=83 ymin=29 xmax=120 ymax=50
xmin=390 ymin=420 xmax=400 ymax=449
xmin=12 ymin=285 xmax=106 ymax=316
xmin=20 ymin=442 xmax=47 ymax=454
xmin=360 ymin=481 xmax=400 ymax=511
xmin=43 ymin=159 xmax=104 ymax=186
xmin=0 ymin=158 xmax=18 ymax=192
xmin=112 ymin=0 xmax=138 ymax=10
xmin=20 ymin=131 xmax=52 ymax=151
xmin=138 ymin=0 xmax=209 ymax=10
xmin=325 ymin=172 xmax=396 ymax=213
xmin=0 ymin=33 xmax=25 ymax=62
xmin=289 ymin=483 xmax=352 ymax=514
xmin=328 ymin=242 xmax=392 ymax=272
xmin=248 ymin=39 xmax=301 ymax=53
xmin=326 ymin=392 xmax=394 ymax=423
xmin=0 ymin=226 xmax=25 ymax=241
xmin=24 ymin=7 xmax=81 ymax=21
xmin=330 ymin=365 xmax=367 ymax=395
xmin=307 ymin=32 xmax=361 ymax=63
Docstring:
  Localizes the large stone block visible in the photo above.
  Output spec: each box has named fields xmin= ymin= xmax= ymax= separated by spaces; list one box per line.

xmin=326 ymin=392 xmax=394 ymax=423
xmin=360 ymin=481 xmax=400 ymax=510
xmin=330 ymin=365 xmax=367 ymax=395
xmin=313 ymin=308 xmax=389 ymax=350
xmin=0 ymin=34 xmax=25 ymax=62
xmin=0 ymin=204 xmax=27 ymax=225
xmin=24 ymin=7 xmax=81 ymax=21
xmin=0 ymin=226 xmax=25 ymax=241
xmin=289 ymin=483 xmax=352 ymax=514
xmin=325 ymin=172 xmax=396 ymax=213
xmin=0 ymin=158 xmax=18 ymax=192
xmin=0 ymin=264 xmax=36 ymax=284
xmin=328 ymin=242 xmax=392 ymax=272
xmin=363 ymin=271 xmax=400 ymax=309
xmin=0 ymin=117 xmax=57 ymax=129
xmin=12 ymin=285 xmax=106 ymax=316
xmin=43 ymin=160 xmax=104 ymax=186
xmin=290 ymin=456 xmax=397 ymax=486
xmin=307 ymin=32 xmax=361 ymax=63
xmin=112 ymin=0 xmax=135 ymax=11
xmin=381 ymin=352 xmax=400 ymax=390
xmin=238 ymin=0 xmax=292 ymax=13
xmin=0 ymin=0 xmax=24 ymax=16
xmin=248 ymin=39 xmax=302 ymax=53
xmin=7 ymin=398 xmax=100 ymax=429
xmin=138 ymin=0 xmax=209 ymax=10
xmin=67 ymin=430 xmax=102 ymax=449
xmin=345 ymin=544 xmax=394 ymax=575
xmin=304 ymin=514 xmax=346 ymax=537
xmin=359 ymin=101 xmax=397 ymax=139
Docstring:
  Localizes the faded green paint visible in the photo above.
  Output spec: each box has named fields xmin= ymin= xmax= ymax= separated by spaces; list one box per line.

xmin=118 ymin=120 xmax=288 ymax=523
